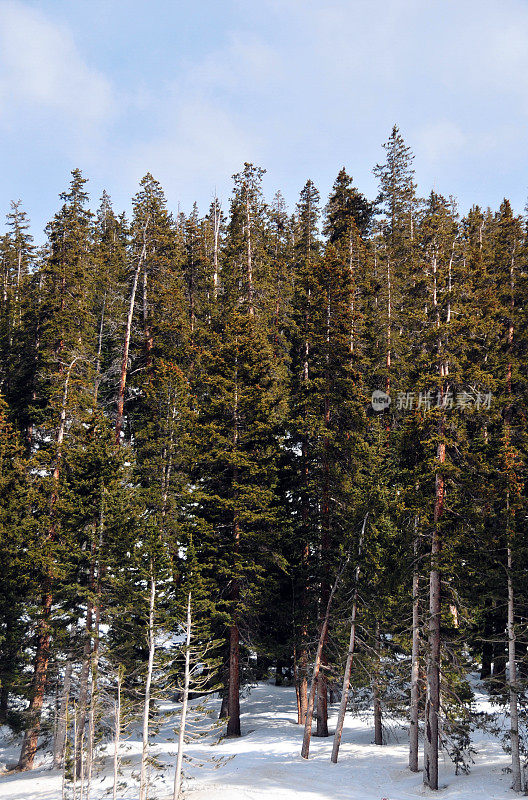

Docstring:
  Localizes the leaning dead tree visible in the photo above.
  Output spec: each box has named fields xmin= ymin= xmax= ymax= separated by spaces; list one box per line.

xmin=301 ymin=556 xmax=350 ymax=760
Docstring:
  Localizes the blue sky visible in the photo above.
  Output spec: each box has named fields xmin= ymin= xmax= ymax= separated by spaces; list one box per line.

xmin=0 ymin=0 xmax=527 ymax=237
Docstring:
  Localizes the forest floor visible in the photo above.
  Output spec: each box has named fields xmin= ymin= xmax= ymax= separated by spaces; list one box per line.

xmin=0 ymin=679 xmax=518 ymax=799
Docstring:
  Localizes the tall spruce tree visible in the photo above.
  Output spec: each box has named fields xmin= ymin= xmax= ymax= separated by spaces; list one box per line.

xmin=18 ymin=169 xmax=98 ymax=770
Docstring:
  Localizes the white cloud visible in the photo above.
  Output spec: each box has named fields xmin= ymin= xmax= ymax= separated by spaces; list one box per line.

xmin=118 ymin=35 xmax=274 ymax=204
xmin=1 ymin=0 xmax=527 ymax=229
xmin=0 ymin=1 xmax=112 ymax=126
xmin=130 ymin=98 xmax=257 ymax=173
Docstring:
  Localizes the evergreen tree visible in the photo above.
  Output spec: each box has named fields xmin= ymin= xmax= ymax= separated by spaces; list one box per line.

xmin=0 ymin=396 xmax=30 ymax=725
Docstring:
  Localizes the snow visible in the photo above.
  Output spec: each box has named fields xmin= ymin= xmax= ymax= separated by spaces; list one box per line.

xmin=0 ymin=683 xmax=518 ymax=799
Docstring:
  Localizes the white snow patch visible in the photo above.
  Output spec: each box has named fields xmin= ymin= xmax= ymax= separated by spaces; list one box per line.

xmin=0 ymin=683 xmax=517 ymax=800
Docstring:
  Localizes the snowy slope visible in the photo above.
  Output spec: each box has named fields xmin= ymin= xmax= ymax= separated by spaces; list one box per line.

xmin=0 ymin=683 xmax=516 ymax=799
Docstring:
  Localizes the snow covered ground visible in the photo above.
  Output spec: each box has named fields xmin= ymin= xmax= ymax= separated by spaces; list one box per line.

xmin=0 ymin=682 xmax=517 ymax=799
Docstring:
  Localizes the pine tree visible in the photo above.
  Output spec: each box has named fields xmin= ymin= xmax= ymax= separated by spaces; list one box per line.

xmin=287 ymin=179 xmax=322 ymax=724
xmin=18 ymin=169 xmax=98 ymax=770
xmin=0 ymin=395 xmax=30 ymax=725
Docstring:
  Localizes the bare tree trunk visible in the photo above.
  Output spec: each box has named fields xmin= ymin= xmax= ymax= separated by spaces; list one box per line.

xmin=115 ymin=218 xmax=149 ymax=441
xmin=505 ymin=245 xmax=522 ymax=790
xmin=79 ymin=726 xmax=85 ymax=800
xmin=424 ymin=442 xmax=444 ymax=791
xmin=213 ymin=200 xmax=220 ymax=301
xmin=75 ymin=599 xmax=93 ymax=777
xmin=508 ymin=530 xmax=522 ymax=791
xmin=85 ymin=677 xmax=95 ymax=800
xmin=72 ymin=703 xmax=77 ymax=797
xmin=226 ymin=620 xmax=241 ymax=737
xmin=139 ymin=567 xmax=156 ymax=800
xmin=85 ymin=608 xmax=101 ymax=800
xmin=331 ymin=591 xmax=357 ymax=764
xmin=409 ymin=521 xmax=420 ymax=772
xmin=349 ymin=231 xmax=355 ymax=354
xmin=293 ymin=644 xmax=302 ymax=723
xmin=331 ymin=514 xmax=367 ymax=763
xmin=112 ymin=668 xmax=123 ymax=800
xmin=246 ymin=192 xmax=254 ymax=316
xmin=301 ymin=560 xmax=347 ymax=759
xmin=317 ymin=369 xmax=331 ymax=738
xmin=53 ymin=659 xmax=72 ymax=769
xmin=85 ymin=502 xmax=104 ymax=800
xmin=142 ymin=268 xmax=154 ymax=370
xmin=316 ymin=675 xmax=329 ymax=737
xmin=72 ymin=705 xmax=78 ymax=800
xmin=372 ymin=621 xmax=383 ymax=746
xmin=297 ymin=635 xmax=308 ymax=725
xmin=173 ymin=591 xmax=192 ymax=800
xmin=93 ymin=292 xmax=106 ymax=404
xmin=0 ymin=686 xmax=8 ymax=724
xmin=61 ymin=700 xmax=69 ymax=800
xmin=219 ymin=689 xmax=229 ymax=720
xmin=297 ymin=345 xmax=310 ymax=726
xmin=227 ymin=350 xmax=241 ymax=738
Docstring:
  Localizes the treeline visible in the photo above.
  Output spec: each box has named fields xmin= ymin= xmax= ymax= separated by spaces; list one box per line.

xmin=1 ymin=125 xmax=528 ymax=793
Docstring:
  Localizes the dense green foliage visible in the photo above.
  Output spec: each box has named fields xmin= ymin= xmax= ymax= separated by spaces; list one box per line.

xmin=1 ymin=127 xmax=528 ymax=789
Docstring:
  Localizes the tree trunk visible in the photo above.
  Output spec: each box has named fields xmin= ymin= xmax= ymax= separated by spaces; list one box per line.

xmin=142 ymin=268 xmax=154 ymax=370
xmin=424 ymin=442 xmax=444 ymax=791
xmin=372 ymin=620 xmax=383 ymax=745
xmin=0 ymin=686 xmax=8 ymax=724
xmin=17 ymin=587 xmax=52 ymax=770
xmin=317 ymin=386 xmax=331 ymax=738
xmin=508 ymin=537 xmax=522 ymax=791
xmin=409 ymin=524 xmax=420 ymax=772
xmin=72 ymin=705 xmax=78 ymax=800
xmin=373 ymin=684 xmax=383 ymax=745
xmin=226 ymin=620 xmax=241 ymax=737
xmin=331 ymin=514 xmax=366 ymax=763
xmin=112 ymin=669 xmax=122 ymax=800
xmin=53 ymin=659 xmax=72 ymax=769
xmin=212 ymin=200 xmax=220 ymax=301
xmin=173 ymin=591 xmax=192 ymax=800
xmin=246 ymin=192 xmax=254 ymax=317
xmin=60 ymin=700 xmax=69 ymax=800
xmin=297 ymin=643 xmax=308 ymax=725
xmin=139 ymin=568 xmax=156 ymax=800
xmin=227 ymin=352 xmax=241 ymax=738
xmin=93 ymin=292 xmax=106 ymax=404
xmin=85 ymin=505 xmax=104 ymax=800
xmin=115 ymin=218 xmax=149 ymax=441
xmin=505 ymin=247 xmax=522 ymax=792
xmin=296 ymin=433 xmax=310 ymax=725
xmin=480 ymin=609 xmax=493 ymax=681
xmin=75 ymin=600 xmax=93 ymax=777
xmin=301 ymin=559 xmax=347 ymax=759
xmin=293 ymin=645 xmax=302 ymax=722
xmin=219 ymin=688 xmax=229 ymax=719
xmin=316 ymin=674 xmax=329 ymax=737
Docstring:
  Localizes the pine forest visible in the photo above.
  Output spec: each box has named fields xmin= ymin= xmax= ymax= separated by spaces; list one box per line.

xmin=1 ymin=125 xmax=528 ymax=797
